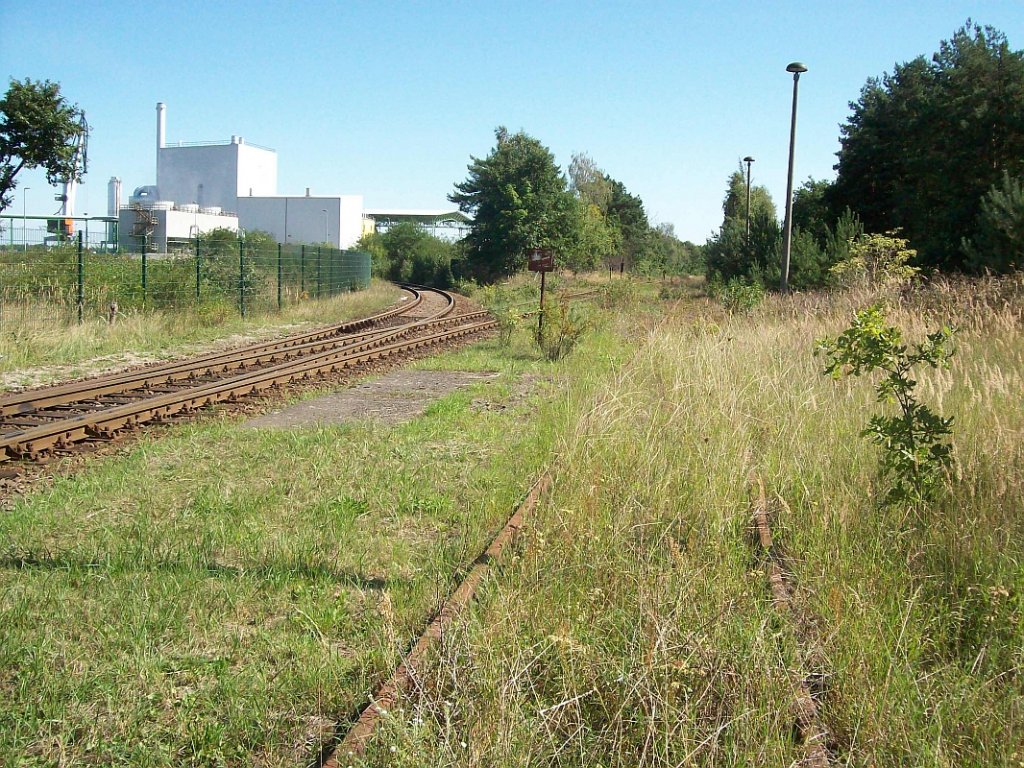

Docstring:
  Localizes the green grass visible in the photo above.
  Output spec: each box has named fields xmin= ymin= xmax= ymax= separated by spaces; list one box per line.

xmin=0 ymin=284 xmax=621 ymax=766
xmin=2 ymin=274 xmax=1020 ymax=766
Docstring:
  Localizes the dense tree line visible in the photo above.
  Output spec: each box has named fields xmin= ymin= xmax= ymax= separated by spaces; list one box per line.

xmin=707 ymin=21 xmax=1024 ymax=288
xmin=449 ymin=127 xmax=700 ymax=283
xmin=830 ymin=22 xmax=1024 ymax=273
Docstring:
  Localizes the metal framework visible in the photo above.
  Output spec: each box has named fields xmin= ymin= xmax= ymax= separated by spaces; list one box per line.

xmin=364 ymin=208 xmax=471 ymax=239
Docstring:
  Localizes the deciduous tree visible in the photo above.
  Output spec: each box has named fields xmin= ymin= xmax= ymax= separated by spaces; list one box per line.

xmin=450 ymin=127 xmax=577 ymax=281
xmin=0 ymin=78 xmax=86 ymax=212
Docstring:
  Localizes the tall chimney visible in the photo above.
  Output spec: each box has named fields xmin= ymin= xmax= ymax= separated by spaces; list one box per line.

xmin=156 ymin=103 xmax=166 ymax=194
xmin=157 ymin=102 xmax=166 ymax=149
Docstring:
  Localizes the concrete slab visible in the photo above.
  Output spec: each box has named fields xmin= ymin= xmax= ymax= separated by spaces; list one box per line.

xmin=242 ymin=369 xmax=500 ymax=428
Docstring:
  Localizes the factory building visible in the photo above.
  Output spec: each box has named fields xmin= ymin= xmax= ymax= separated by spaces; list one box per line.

xmin=236 ymin=192 xmax=364 ymax=250
xmin=117 ymin=103 xmax=462 ymax=253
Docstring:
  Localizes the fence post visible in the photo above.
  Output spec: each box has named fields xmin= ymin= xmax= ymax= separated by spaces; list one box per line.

xmin=141 ymin=240 xmax=148 ymax=306
xmin=239 ymin=237 xmax=246 ymax=318
xmin=317 ymin=246 xmax=322 ymax=299
xmin=77 ymin=231 xmax=84 ymax=325
xmin=277 ymin=242 xmax=283 ymax=310
xmin=300 ymin=245 xmax=305 ymax=296
xmin=195 ymin=234 xmax=201 ymax=300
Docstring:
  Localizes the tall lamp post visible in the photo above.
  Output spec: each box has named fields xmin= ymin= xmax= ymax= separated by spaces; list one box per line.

xmin=22 ymin=187 xmax=30 ymax=252
xmin=743 ymin=156 xmax=755 ymax=247
xmin=780 ymin=61 xmax=807 ymax=293
xmin=322 ymin=209 xmax=328 ymax=245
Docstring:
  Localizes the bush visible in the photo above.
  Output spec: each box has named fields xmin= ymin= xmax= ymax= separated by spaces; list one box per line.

xmin=534 ymin=300 xmax=588 ymax=361
xmin=816 ymin=304 xmax=956 ymax=507
xmin=707 ymin=275 xmax=764 ymax=314
xmin=829 ymin=231 xmax=920 ymax=288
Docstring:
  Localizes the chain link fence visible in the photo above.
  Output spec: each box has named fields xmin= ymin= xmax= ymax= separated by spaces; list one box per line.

xmin=0 ymin=229 xmax=371 ymax=328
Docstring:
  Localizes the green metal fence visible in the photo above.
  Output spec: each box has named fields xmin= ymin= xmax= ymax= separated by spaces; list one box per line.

xmin=0 ymin=232 xmax=371 ymax=327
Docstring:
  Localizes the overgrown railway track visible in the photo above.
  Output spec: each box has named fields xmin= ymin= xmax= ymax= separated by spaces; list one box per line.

xmin=0 ymin=285 xmax=495 ymax=464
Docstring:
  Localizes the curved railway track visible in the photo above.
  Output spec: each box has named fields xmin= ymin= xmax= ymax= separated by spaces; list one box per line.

xmin=0 ymin=285 xmax=495 ymax=463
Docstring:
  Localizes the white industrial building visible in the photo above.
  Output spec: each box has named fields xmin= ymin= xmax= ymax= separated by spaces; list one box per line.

xmin=117 ymin=102 xmax=460 ymax=253
xmin=236 ymin=193 xmax=364 ymax=250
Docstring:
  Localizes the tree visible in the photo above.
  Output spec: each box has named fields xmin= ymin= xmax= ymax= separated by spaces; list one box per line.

xmin=568 ymin=152 xmax=612 ymax=211
xmin=830 ymin=22 xmax=1024 ymax=271
xmin=358 ymin=222 xmax=459 ymax=287
xmin=0 ymin=78 xmax=87 ymax=212
xmin=704 ymin=168 xmax=779 ymax=284
xmin=646 ymin=222 xmax=703 ymax=276
xmin=605 ymin=176 xmax=649 ymax=269
xmin=792 ymin=178 xmax=834 ymax=245
xmin=722 ymin=163 xmax=776 ymax=226
xmin=962 ymin=171 xmax=1024 ymax=273
xmin=564 ymin=153 xmax=620 ymax=273
xmin=450 ymin=127 xmax=577 ymax=281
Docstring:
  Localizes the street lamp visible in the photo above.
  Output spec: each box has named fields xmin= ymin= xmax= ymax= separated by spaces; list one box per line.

xmin=781 ymin=61 xmax=807 ymax=293
xmin=322 ymin=209 xmax=328 ymax=245
xmin=743 ymin=156 xmax=755 ymax=247
xmin=22 ymin=187 xmax=30 ymax=252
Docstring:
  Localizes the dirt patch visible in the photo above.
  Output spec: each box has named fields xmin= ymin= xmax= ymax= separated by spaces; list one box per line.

xmin=242 ymin=370 xmax=501 ymax=429
xmin=470 ymin=372 xmax=550 ymax=414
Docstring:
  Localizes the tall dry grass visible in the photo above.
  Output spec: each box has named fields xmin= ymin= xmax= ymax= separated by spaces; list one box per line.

xmin=367 ymin=276 xmax=1022 ymax=767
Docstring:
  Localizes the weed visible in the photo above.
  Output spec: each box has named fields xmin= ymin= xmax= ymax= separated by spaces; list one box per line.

xmin=533 ymin=300 xmax=589 ymax=361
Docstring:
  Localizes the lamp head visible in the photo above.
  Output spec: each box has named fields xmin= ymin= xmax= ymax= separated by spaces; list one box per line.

xmin=786 ymin=62 xmax=808 ymax=74
xmin=743 ymin=156 xmax=755 ymax=163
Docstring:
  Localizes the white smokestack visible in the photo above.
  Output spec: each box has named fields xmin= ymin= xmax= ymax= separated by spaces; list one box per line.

xmin=156 ymin=103 xmax=166 ymax=195
xmin=107 ymin=177 xmax=122 ymax=216
xmin=156 ymin=102 xmax=166 ymax=149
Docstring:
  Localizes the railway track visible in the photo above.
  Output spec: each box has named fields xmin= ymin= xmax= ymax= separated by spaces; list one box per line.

xmin=0 ymin=285 xmax=495 ymax=464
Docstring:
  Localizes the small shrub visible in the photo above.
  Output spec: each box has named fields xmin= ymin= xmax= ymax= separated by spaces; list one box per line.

xmin=829 ymin=231 xmax=920 ymax=288
xmin=708 ymin=275 xmax=764 ymax=314
xmin=534 ymin=300 xmax=588 ymax=361
xmin=493 ymin=305 xmax=520 ymax=348
xmin=600 ymin=279 xmax=640 ymax=309
xmin=816 ymin=304 xmax=956 ymax=507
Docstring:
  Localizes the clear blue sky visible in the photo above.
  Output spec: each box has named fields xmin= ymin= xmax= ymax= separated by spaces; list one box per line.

xmin=3 ymin=1 xmax=1023 ymax=243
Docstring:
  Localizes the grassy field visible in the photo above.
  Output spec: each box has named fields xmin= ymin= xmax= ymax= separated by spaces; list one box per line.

xmin=0 ymin=277 xmax=624 ymax=766
xmin=365 ymin=276 xmax=1023 ymax=767
xmin=1 ymin=274 xmax=1021 ymax=767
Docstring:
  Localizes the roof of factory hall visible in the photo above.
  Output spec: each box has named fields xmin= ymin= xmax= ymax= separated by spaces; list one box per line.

xmin=363 ymin=208 xmax=471 ymax=222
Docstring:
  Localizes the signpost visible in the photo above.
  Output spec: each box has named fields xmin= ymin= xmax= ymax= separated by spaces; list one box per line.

xmin=528 ymin=248 xmax=554 ymax=335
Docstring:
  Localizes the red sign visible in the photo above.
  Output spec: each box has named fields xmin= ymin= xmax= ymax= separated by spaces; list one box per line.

xmin=527 ymin=248 xmax=554 ymax=272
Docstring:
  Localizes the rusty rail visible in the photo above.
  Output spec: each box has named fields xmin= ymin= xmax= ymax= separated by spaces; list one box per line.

xmin=750 ymin=477 xmax=833 ymax=767
xmin=323 ymin=471 xmax=553 ymax=764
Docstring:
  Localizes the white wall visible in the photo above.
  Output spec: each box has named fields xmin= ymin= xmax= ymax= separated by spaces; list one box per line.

xmin=118 ymin=207 xmax=239 ymax=252
xmin=338 ymin=195 xmax=364 ymax=250
xmin=158 ymin=140 xmax=277 ymax=211
xmin=236 ymin=195 xmax=364 ymax=249
xmin=236 ymin=143 xmax=278 ymax=198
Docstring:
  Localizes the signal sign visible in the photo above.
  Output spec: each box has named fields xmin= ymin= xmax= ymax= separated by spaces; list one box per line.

xmin=527 ymin=248 xmax=554 ymax=272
